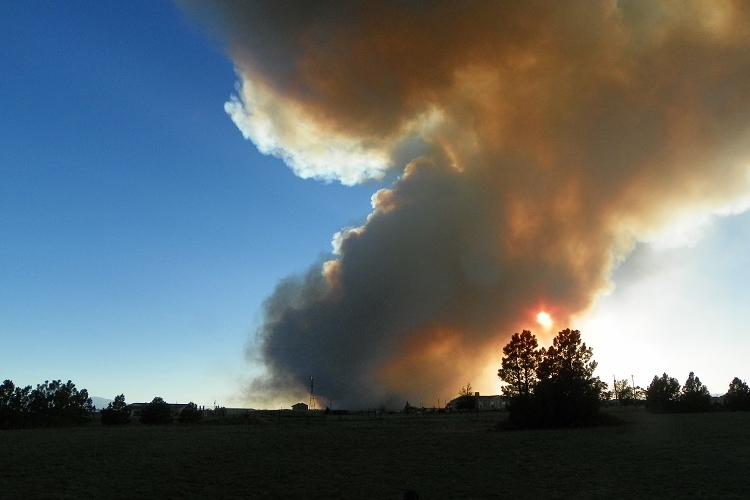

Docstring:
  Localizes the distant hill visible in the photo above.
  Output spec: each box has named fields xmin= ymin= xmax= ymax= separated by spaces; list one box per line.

xmin=91 ymin=397 xmax=114 ymax=410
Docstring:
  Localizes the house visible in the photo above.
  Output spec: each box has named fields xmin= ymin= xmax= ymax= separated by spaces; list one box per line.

xmin=124 ymin=402 xmax=189 ymax=420
xmin=448 ymin=392 xmax=507 ymax=411
xmin=486 ymin=395 xmax=508 ymax=410
xmin=292 ymin=402 xmax=309 ymax=411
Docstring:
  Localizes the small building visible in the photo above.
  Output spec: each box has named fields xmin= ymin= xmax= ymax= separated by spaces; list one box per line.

xmin=124 ymin=402 xmax=189 ymax=420
xmin=448 ymin=392 xmax=506 ymax=411
xmin=292 ymin=402 xmax=309 ymax=411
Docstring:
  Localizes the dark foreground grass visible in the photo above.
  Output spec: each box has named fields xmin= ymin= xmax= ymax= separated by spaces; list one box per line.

xmin=2 ymin=407 xmax=749 ymax=499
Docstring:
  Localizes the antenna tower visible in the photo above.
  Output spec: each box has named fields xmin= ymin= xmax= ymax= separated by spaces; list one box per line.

xmin=310 ymin=376 xmax=316 ymax=410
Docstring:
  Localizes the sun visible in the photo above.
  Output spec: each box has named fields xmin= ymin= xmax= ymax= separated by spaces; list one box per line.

xmin=536 ymin=311 xmax=553 ymax=330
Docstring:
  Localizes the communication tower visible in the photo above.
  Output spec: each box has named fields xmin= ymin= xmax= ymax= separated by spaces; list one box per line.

xmin=310 ymin=376 xmax=316 ymax=410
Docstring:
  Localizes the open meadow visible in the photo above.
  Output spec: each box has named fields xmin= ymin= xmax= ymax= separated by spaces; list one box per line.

xmin=2 ymin=407 xmax=750 ymax=499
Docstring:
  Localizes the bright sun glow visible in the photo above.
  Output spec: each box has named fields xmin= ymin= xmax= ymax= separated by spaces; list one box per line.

xmin=536 ymin=311 xmax=553 ymax=330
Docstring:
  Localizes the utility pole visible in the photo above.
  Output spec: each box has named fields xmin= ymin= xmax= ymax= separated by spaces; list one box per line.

xmin=613 ymin=375 xmax=618 ymax=400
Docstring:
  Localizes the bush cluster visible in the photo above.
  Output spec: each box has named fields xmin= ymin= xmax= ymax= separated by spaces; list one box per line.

xmin=645 ymin=371 xmax=711 ymax=413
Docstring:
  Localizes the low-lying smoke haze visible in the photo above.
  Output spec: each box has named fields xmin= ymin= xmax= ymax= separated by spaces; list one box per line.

xmin=178 ymin=0 xmax=750 ymax=408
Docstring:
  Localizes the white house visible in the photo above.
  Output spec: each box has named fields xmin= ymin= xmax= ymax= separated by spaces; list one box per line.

xmin=448 ymin=392 xmax=507 ymax=411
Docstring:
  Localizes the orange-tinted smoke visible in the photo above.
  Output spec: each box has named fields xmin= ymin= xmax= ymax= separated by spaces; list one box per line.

xmin=178 ymin=0 xmax=750 ymax=407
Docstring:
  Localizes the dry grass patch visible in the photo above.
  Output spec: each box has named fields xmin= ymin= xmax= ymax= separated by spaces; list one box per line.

xmin=1 ymin=408 xmax=749 ymax=498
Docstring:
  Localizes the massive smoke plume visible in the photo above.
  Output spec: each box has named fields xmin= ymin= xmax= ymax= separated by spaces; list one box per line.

xmin=179 ymin=1 xmax=750 ymax=408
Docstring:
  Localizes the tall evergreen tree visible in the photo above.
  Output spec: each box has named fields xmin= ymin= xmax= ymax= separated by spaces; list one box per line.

xmin=534 ymin=329 xmax=604 ymax=427
xmin=498 ymin=330 xmax=541 ymax=399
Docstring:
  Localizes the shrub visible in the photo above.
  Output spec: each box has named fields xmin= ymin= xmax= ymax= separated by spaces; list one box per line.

xmin=101 ymin=394 xmax=130 ymax=425
xmin=140 ymin=397 xmax=173 ymax=425
xmin=179 ymin=402 xmax=203 ymax=423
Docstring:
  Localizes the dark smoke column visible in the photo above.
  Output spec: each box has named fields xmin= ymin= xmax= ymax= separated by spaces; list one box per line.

xmin=177 ymin=0 xmax=750 ymax=407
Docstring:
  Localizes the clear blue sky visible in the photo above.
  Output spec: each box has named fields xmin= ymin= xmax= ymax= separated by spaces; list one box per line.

xmin=3 ymin=1 xmax=750 ymax=408
xmin=1 ymin=1 xmax=378 ymax=407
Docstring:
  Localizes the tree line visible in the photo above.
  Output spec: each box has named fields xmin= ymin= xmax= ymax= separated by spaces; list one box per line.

xmin=1 ymin=378 xmax=203 ymax=429
xmin=0 ymin=379 xmax=93 ymax=429
xmin=494 ymin=328 xmax=750 ymax=429
xmin=643 ymin=372 xmax=750 ymax=413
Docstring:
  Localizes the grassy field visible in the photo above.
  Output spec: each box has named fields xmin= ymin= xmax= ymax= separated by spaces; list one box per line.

xmin=2 ymin=407 xmax=750 ymax=499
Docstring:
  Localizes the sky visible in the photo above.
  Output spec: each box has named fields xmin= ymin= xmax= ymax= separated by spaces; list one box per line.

xmin=2 ymin=1 xmax=750 ymax=409
xmin=0 ymin=1 xmax=378 ymax=408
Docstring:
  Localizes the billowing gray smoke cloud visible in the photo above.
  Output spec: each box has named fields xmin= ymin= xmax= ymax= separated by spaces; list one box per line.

xmin=178 ymin=0 xmax=750 ymax=407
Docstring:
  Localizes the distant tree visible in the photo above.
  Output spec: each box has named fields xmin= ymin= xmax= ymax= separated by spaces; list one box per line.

xmin=25 ymin=380 xmax=93 ymax=427
xmin=725 ymin=377 xmax=750 ymax=411
xmin=0 ymin=380 xmax=13 ymax=403
xmin=596 ymin=379 xmax=611 ymax=403
xmin=0 ymin=380 xmax=29 ymax=429
xmin=614 ymin=379 xmax=635 ymax=404
xmin=646 ymin=373 xmax=681 ymax=413
xmin=0 ymin=380 xmax=16 ymax=428
xmin=531 ymin=329 xmax=604 ymax=427
xmin=7 ymin=383 xmax=31 ymax=428
xmin=633 ymin=386 xmax=646 ymax=402
xmin=179 ymin=402 xmax=203 ymax=423
xmin=498 ymin=330 xmax=541 ymax=399
xmin=140 ymin=397 xmax=173 ymax=425
xmin=679 ymin=372 xmax=711 ymax=412
xmin=455 ymin=383 xmax=477 ymax=411
xmin=101 ymin=394 xmax=130 ymax=425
